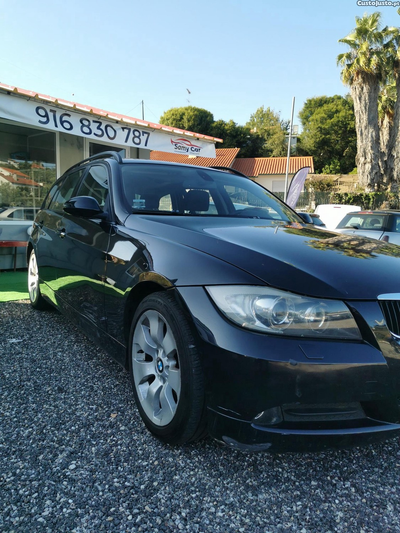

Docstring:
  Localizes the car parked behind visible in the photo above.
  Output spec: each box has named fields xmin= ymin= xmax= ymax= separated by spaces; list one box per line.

xmin=335 ymin=210 xmax=400 ymax=245
xmin=0 ymin=206 xmax=39 ymax=221
xmin=0 ymin=208 xmax=36 ymax=269
xmin=297 ymin=212 xmax=326 ymax=228
xmin=27 ymin=152 xmax=400 ymax=452
xmin=314 ymin=204 xmax=361 ymax=230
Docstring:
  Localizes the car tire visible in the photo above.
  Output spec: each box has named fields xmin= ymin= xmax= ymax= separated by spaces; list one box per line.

xmin=28 ymin=249 xmax=49 ymax=310
xmin=129 ymin=291 xmax=207 ymax=445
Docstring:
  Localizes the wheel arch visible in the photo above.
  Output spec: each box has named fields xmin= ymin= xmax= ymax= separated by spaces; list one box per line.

xmin=26 ymin=242 xmax=33 ymax=264
xmin=123 ymin=280 xmax=168 ymax=367
xmin=122 ymin=280 xmax=199 ymax=369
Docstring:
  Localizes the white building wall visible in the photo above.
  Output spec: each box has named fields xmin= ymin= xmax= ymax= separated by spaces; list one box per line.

xmin=58 ymin=132 xmax=85 ymax=176
xmin=254 ymin=175 xmax=294 ymax=192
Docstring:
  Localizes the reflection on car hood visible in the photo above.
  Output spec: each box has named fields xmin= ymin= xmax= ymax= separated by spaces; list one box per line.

xmin=125 ymin=215 xmax=400 ymax=299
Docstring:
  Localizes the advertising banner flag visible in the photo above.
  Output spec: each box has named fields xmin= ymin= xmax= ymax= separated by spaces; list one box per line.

xmin=286 ymin=167 xmax=310 ymax=208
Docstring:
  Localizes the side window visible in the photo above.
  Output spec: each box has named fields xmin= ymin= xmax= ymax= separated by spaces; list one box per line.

xmin=43 ymin=183 xmax=59 ymax=210
xmin=394 ymin=216 xmax=400 ymax=233
xmin=23 ymin=209 xmax=35 ymax=220
xmin=341 ymin=216 xmax=362 ymax=228
xmin=49 ymin=169 xmax=84 ymax=213
xmin=8 ymin=209 xmax=23 ymax=219
xmin=75 ymin=164 xmax=109 ymax=207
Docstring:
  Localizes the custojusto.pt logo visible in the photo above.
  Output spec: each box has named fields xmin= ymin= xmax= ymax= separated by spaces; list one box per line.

xmin=171 ymin=138 xmax=202 ymax=154
xmin=356 ymin=0 xmax=400 ymax=5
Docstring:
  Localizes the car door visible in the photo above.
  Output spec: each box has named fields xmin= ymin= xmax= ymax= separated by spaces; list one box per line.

xmin=382 ymin=214 xmax=400 ymax=245
xmin=54 ymin=163 xmax=112 ymax=335
xmin=35 ymin=169 xmax=84 ymax=293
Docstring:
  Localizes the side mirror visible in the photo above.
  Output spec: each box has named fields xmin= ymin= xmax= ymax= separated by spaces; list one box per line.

xmin=64 ymin=196 xmax=106 ymax=218
xmin=297 ymin=212 xmax=313 ymax=224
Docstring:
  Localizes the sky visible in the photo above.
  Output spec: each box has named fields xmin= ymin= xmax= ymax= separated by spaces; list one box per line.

xmin=0 ymin=0 xmax=399 ymax=131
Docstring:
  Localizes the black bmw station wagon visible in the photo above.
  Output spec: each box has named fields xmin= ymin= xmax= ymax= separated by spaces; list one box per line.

xmin=28 ymin=152 xmax=400 ymax=452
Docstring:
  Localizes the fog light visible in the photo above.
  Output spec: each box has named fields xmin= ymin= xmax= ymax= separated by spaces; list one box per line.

xmin=253 ymin=406 xmax=283 ymax=426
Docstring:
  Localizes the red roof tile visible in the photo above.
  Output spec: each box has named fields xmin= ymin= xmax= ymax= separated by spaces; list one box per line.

xmin=232 ymin=157 xmax=314 ymax=176
xmin=0 ymin=167 xmax=40 ymax=187
xmin=0 ymin=167 xmax=29 ymax=178
xmin=0 ymin=82 xmax=223 ymax=144
xmin=149 ymin=151 xmax=314 ymax=177
xmin=150 ymin=148 xmax=240 ymax=168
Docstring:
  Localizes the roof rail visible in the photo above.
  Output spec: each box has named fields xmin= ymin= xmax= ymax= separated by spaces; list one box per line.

xmin=67 ymin=151 xmax=123 ymax=173
xmin=210 ymin=165 xmax=249 ymax=179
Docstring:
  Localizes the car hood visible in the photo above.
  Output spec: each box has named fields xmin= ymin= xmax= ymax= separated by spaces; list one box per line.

xmin=125 ymin=215 xmax=400 ymax=300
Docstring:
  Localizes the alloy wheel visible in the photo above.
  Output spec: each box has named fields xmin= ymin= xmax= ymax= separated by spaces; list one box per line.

xmin=132 ymin=309 xmax=181 ymax=426
xmin=28 ymin=250 xmax=39 ymax=304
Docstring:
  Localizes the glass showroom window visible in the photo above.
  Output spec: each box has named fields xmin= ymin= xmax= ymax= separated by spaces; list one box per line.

xmin=0 ymin=121 xmax=56 ymax=209
xmin=89 ymin=141 xmax=126 ymax=157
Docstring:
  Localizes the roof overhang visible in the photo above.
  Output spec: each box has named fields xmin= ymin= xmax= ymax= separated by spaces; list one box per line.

xmin=0 ymin=83 xmax=222 ymax=158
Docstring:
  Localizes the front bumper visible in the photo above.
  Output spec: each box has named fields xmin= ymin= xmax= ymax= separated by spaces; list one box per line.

xmin=207 ymin=407 xmax=400 ymax=453
xmin=177 ymin=287 xmax=400 ymax=452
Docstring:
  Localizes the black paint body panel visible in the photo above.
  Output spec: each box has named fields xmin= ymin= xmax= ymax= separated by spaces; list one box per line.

xmin=29 ymin=158 xmax=400 ymax=452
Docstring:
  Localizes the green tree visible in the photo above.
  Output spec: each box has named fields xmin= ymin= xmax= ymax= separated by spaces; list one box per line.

xmin=210 ymin=120 xmax=264 ymax=157
xmin=159 ymin=106 xmax=214 ymax=136
xmin=298 ymin=95 xmax=357 ymax=174
xmin=0 ymin=183 xmax=33 ymax=206
xmin=337 ymin=13 xmax=393 ymax=189
xmin=159 ymin=105 xmax=288 ymax=158
xmin=246 ymin=106 xmax=288 ymax=156
xmin=306 ymin=178 xmax=336 ymax=191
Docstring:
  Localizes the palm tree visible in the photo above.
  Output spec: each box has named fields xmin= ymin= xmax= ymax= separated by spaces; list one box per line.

xmin=337 ymin=13 xmax=391 ymax=189
xmin=384 ymin=24 xmax=400 ymax=189
xmin=379 ymin=76 xmax=397 ymax=185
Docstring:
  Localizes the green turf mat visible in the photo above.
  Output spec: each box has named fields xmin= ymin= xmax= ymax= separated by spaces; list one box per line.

xmin=0 ymin=270 xmax=29 ymax=302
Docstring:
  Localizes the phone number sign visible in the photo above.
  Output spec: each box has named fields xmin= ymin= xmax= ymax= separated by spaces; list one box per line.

xmin=0 ymin=93 xmax=216 ymax=157
xmin=34 ymin=105 xmax=152 ymax=147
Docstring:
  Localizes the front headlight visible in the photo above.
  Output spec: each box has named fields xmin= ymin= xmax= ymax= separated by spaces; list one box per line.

xmin=206 ymin=286 xmax=361 ymax=340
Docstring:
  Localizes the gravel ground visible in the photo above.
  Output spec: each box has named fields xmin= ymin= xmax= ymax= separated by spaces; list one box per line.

xmin=1 ymin=301 xmax=400 ymax=533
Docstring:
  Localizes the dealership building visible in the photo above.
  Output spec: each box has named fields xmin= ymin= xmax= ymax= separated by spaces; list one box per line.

xmin=0 ymin=83 xmax=222 ymax=269
xmin=0 ymin=82 xmax=221 ymax=182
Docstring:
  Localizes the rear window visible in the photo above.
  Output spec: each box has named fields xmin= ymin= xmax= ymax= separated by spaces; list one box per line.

xmin=7 ymin=208 xmax=24 ymax=219
xmin=337 ymin=214 xmax=386 ymax=230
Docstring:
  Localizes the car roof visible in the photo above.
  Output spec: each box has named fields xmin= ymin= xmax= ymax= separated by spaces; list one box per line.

xmin=0 ymin=206 xmax=38 ymax=211
xmin=347 ymin=210 xmax=400 ymax=215
xmin=63 ymin=152 xmax=251 ymax=181
xmin=64 ymin=152 xmax=240 ymax=177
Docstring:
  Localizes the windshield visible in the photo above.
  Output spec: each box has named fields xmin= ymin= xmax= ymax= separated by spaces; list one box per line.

xmin=120 ymin=164 xmax=300 ymax=223
xmin=337 ymin=213 xmax=386 ymax=231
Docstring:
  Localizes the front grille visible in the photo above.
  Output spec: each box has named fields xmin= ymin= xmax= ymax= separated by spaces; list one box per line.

xmin=379 ymin=300 xmax=400 ymax=337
